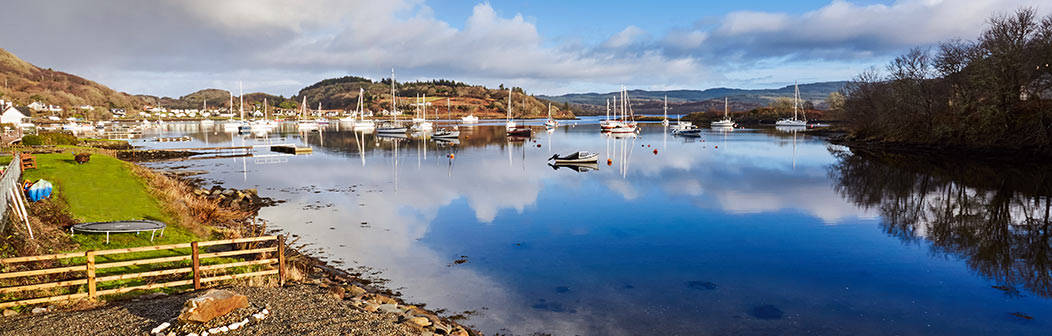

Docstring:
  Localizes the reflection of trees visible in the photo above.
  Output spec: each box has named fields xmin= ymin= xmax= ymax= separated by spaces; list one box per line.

xmin=829 ymin=147 xmax=1052 ymax=297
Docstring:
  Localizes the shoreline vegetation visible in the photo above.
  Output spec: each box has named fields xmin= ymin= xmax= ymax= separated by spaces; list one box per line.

xmin=837 ymin=8 xmax=1052 ymax=158
xmin=0 ymin=144 xmax=480 ymax=335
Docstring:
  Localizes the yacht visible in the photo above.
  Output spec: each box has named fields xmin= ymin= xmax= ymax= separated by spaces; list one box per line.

xmin=775 ymin=82 xmax=807 ymax=127
xmin=376 ymin=68 xmax=408 ymax=134
xmin=711 ymin=97 xmax=735 ymax=128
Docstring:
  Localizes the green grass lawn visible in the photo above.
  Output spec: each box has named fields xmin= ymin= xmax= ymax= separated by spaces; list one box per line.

xmin=19 ymin=152 xmax=201 ymax=251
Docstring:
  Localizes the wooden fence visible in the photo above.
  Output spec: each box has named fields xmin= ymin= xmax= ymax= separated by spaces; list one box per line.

xmin=0 ymin=235 xmax=285 ymax=309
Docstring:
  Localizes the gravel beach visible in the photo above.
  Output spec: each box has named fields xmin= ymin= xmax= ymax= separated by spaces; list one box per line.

xmin=0 ymin=284 xmax=430 ymax=336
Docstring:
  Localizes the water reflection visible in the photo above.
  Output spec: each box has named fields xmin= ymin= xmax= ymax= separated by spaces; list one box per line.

xmin=139 ymin=121 xmax=1052 ymax=335
xmin=830 ymin=148 xmax=1052 ymax=298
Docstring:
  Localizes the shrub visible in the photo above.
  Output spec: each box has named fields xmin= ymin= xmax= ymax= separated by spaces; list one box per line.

xmin=39 ymin=132 xmax=79 ymax=145
xmin=21 ymin=134 xmax=42 ymax=146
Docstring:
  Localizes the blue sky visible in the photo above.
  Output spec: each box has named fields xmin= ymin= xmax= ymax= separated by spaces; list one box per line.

xmin=0 ymin=0 xmax=1045 ymax=97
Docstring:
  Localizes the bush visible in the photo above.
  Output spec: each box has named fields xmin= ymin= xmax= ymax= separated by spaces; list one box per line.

xmin=21 ymin=135 xmax=42 ymax=146
xmin=39 ymin=132 xmax=79 ymax=145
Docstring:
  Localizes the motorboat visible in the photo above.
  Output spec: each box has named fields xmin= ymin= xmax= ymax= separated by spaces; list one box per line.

xmin=548 ymin=151 xmax=599 ymax=164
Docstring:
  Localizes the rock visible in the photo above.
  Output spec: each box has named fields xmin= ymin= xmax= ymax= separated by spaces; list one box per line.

xmin=451 ymin=330 xmax=470 ymax=336
xmin=367 ymin=294 xmax=397 ymax=305
xmin=177 ymin=289 xmax=249 ymax=323
xmin=330 ymin=286 xmax=345 ymax=300
xmin=221 ymin=189 xmax=236 ymax=196
xmin=150 ymin=322 xmax=171 ymax=334
xmin=31 ymin=307 xmax=48 ymax=314
xmin=405 ymin=316 xmax=432 ymax=328
xmin=378 ymin=304 xmax=402 ymax=314
xmin=362 ymin=303 xmax=380 ymax=312
xmin=346 ymin=285 xmax=367 ymax=297
xmin=2 ymin=309 xmax=17 ymax=317
xmin=245 ymin=188 xmax=258 ymax=195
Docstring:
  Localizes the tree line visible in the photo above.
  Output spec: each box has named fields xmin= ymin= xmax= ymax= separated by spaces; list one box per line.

xmin=841 ymin=8 xmax=1052 ymax=151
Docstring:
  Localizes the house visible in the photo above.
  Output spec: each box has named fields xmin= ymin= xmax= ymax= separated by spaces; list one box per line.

xmin=78 ymin=105 xmax=95 ymax=111
xmin=0 ymin=106 xmax=31 ymax=126
xmin=27 ymin=102 xmax=47 ymax=111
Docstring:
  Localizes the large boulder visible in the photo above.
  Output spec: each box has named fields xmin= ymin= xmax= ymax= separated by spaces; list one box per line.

xmin=177 ymin=290 xmax=249 ymax=323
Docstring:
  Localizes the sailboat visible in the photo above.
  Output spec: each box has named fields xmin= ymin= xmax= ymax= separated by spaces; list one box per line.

xmin=505 ymin=89 xmax=516 ymax=130
xmin=315 ymin=103 xmax=330 ymax=124
xmin=661 ymin=95 xmax=669 ymax=127
xmin=544 ymin=102 xmax=557 ymax=128
xmin=297 ymin=97 xmax=318 ymax=130
xmin=376 ymin=68 xmax=408 ymax=135
xmin=236 ymin=81 xmax=252 ymax=133
xmin=411 ymin=94 xmax=433 ymax=131
xmin=506 ymin=89 xmax=531 ymax=137
xmin=607 ymin=86 xmax=637 ymax=133
xmin=223 ymin=87 xmax=246 ymax=132
xmin=350 ymin=88 xmax=375 ymax=130
xmin=200 ymin=100 xmax=214 ymax=125
xmin=712 ymin=97 xmax=735 ymax=128
xmin=775 ymin=82 xmax=807 ymax=126
xmin=433 ymin=98 xmax=459 ymax=139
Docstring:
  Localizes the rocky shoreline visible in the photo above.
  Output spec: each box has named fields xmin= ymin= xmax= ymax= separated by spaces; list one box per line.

xmin=161 ymin=169 xmax=483 ymax=335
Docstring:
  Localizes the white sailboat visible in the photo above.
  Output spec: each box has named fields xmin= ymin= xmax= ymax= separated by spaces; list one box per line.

xmin=236 ymin=81 xmax=252 ymax=133
xmin=505 ymin=89 xmax=516 ymax=130
xmin=775 ymin=82 xmax=807 ymax=127
xmin=433 ymin=97 xmax=459 ymax=139
xmin=412 ymin=94 xmax=433 ymax=131
xmin=661 ymin=95 xmax=669 ymax=127
xmin=544 ymin=102 xmax=557 ymax=128
xmin=200 ymin=100 xmax=214 ymax=125
xmin=607 ymin=86 xmax=637 ymax=133
xmin=350 ymin=88 xmax=375 ymax=130
xmin=712 ymin=97 xmax=735 ymax=128
xmin=377 ymin=68 xmax=408 ymax=134
xmin=297 ymin=96 xmax=318 ymax=130
xmin=223 ymin=89 xmax=245 ymax=132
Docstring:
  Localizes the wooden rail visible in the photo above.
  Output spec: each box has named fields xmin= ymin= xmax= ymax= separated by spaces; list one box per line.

xmin=0 ymin=235 xmax=286 ymax=309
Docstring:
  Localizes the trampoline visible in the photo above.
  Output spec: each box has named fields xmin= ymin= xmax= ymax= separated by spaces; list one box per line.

xmin=71 ymin=220 xmax=167 ymax=244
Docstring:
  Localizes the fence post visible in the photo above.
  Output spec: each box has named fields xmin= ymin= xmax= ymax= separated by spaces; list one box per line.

xmin=277 ymin=235 xmax=286 ymax=287
xmin=191 ymin=241 xmax=201 ymax=290
xmin=85 ymin=250 xmax=96 ymax=300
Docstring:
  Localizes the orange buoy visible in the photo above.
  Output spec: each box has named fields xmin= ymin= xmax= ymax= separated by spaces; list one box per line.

xmin=607 ymin=158 xmax=613 ymax=166
xmin=449 ymin=154 xmax=455 ymax=159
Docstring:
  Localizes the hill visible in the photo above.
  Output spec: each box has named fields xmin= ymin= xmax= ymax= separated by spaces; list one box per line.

xmin=539 ymin=81 xmax=847 ymax=113
xmin=0 ymin=48 xmax=142 ymax=115
xmin=294 ymin=76 xmax=578 ymax=119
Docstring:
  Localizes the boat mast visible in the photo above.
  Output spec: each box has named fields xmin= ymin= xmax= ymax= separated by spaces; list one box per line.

xmin=423 ymin=94 xmax=427 ymax=121
xmin=228 ymin=92 xmax=233 ymax=120
xmin=548 ymin=102 xmax=551 ymax=119
xmin=239 ymin=81 xmax=244 ymax=121
xmin=507 ymin=88 xmax=512 ymax=122
xmin=724 ymin=97 xmax=728 ymax=119
xmin=605 ymin=98 xmax=610 ymax=121
xmin=663 ymin=95 xmax=667 ymax=120
xmin=391 ymin=68 xmax=397 ymax=122
xmin=793 ymin=81 xmax=799 ymax=121
xmin=301 ymin=96 xmax=306 ymax=120
xmin=264 ymin=97 xmax=268 ymax=121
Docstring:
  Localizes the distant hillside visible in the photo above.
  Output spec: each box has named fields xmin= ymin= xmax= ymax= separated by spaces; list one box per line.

xmin=0 ymin=48 xmax=142 ymax=114
xmin=137 ymin=89 xmax=291 ymax=111
xmin=294 ymin=76 xmax=579 ymax=119
xmin=540 ymin=81 xmax=847 ymax=113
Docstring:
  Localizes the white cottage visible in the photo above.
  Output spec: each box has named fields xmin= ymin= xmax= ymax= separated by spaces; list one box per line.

xmin=1 ymin=106 xmax=32 ymax=126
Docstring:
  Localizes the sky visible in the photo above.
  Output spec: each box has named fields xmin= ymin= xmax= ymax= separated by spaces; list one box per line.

xmin=1 ymin=0 xmax=1047 ymax=98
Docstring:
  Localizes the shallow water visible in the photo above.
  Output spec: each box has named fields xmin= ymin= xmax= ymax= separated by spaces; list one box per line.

xmin=143 ymin=118 xmax=1052 ymax=335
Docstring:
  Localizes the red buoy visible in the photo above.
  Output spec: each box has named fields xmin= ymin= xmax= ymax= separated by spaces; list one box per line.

xmin=653 ymin=149 xmax=658 ymax=155
xmin=537 ymin=144 xmax=541 ymax=148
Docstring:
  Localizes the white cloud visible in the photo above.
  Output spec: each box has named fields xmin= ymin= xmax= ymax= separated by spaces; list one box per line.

xmin=602 ymin=26 xmax=647 ymax=49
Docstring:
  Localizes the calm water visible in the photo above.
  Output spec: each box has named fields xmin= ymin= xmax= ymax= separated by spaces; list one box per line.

xmin=140 ymin=118 xmax=1052 ymax=335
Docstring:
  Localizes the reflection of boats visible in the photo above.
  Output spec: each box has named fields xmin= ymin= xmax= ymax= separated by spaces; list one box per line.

xmin=548 ymin=162 xmax=599 ymax=173
xmin=432 ymin=137 xmax=460 ymax=145
xmin=712 ymin=97 xmax=735 ymax=127
xmin=673 ymin=127 xmax=702 ymax=137
xmin=775 ymin=82 xmax=807 ymax=126
xmin=507 ymin=127 xmax=531 ymax=137
xmin=548 ymin=151 xmax=598 ymax=164
xmin=376 ymin=132 xmax=408 ymax=139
